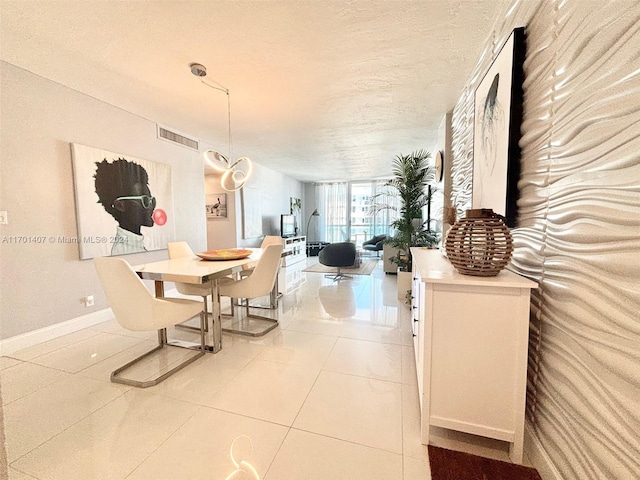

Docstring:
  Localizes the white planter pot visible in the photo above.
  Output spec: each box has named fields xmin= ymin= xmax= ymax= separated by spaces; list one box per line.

xmin=397 ymin=269 xmax=412 ymax=303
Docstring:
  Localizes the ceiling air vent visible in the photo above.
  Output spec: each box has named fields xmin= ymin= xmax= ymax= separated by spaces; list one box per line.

xmin=157 ymin=125 xmax=199 ymax=151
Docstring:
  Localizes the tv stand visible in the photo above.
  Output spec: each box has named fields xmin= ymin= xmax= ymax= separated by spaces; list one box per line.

xmin=306 ymin=241 xmax=329 ymax=257
xmin=282 ymin=236 xmax=306 ymax=266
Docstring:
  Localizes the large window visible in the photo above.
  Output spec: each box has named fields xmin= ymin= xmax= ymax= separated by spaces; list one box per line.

xmin=314 ymin=180 xmax=398 ymax=246
xmin=313 ymin=182 xmax=348 ymax=243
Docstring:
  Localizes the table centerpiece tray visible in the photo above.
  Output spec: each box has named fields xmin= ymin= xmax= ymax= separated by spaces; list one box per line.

xmin=196 ymin=249 xmax=253 ymax=261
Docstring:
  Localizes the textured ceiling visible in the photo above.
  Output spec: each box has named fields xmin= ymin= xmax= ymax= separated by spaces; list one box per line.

xmin=0 ymin=0 xmax=509 ymax=182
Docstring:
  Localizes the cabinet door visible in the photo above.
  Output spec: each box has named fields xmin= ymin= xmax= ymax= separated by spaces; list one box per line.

xmin=412 ymin=273 xmax=425 ymax=407
xmin=411 ymin=275 xmax=420 ymax=358
xmin=428 ymin=284 xmax=524 ymax=438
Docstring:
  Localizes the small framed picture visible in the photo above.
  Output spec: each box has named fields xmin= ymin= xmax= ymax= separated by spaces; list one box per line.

xmin=206 ymin=193 xmax=227 ymax=219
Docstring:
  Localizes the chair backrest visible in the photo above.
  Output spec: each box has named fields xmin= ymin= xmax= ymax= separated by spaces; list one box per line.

xmin=260 ymin=235 xmax=283 ymax=248
xmin=94 ymin=257 xmax=156 ymax=331
xmin=224 ymin=243 xmax=284 ymax=298
xmin=168 ymin=241 xmax=195 ymax=259
xmin=319 ymin=242 xmax=356 ymax=267
xmin=246 ymin=243 xmax=284 ymax=296
xmin=364 ymin=234 xmax=386 ymax=245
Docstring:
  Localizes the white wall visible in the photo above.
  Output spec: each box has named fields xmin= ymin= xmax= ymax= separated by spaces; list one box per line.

xmin=0 ymin=63 xmax=305 ymax=342
xmin=234 ymin=163 xmax=303 ymax=248
xmin=205 ymin=165 xmax=302 ymax=250
xmin=0 ymin=62 xmax=207 ymax=340
xmin=449 ymin=1 xmax=640 ymax=478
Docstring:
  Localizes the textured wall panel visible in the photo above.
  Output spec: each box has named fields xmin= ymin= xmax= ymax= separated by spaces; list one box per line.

xmin=450 ymin=84 xmax=474 ymax=219
xmin=449 ymin=0 xmax=640 ymax=478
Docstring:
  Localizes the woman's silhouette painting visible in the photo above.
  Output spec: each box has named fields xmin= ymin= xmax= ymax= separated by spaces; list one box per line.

xmin=71 ymin=144 xmax=176 ymax=259
xmin=94 ymin=158 xmax=156 ymax=255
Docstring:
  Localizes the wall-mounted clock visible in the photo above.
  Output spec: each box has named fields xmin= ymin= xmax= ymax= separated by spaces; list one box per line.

xmin=435 ymin=150 xmax=444 ymax=183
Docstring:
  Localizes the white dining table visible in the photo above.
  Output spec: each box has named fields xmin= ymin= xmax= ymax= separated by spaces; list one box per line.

xmin=133 ymin=248 xmax=262 ymax=353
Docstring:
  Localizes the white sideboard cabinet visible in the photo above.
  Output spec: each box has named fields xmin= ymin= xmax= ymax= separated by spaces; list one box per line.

xmin=410 ymin=248 xmax=537 ymax=464
xmin=282 ymin=236 xmax=306 ymax=266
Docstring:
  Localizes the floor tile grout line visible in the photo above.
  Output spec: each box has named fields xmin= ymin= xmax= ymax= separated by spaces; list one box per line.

xmin=289 ymin=425 xmax=405 ymax=457
xmin=14 ymin=332 xmax=150 ymax=375
xmin=71 ymin=336 xmax=152 ymax=376
xmin=122 ymin=402 xmax=204 ymax=480
xmin=1 ymin=366 xmax=72 ymax=408
xmin=7 ymin=380 xmax=131 ymax=469
xmin=261 ymin=425 xmax=293 ymax=479
xmin=286 ymin=344 xmax=331 ymax=432
xmin=229 ymin=330 xmax=403 ymax=384
xmin=181 ymin=403 xmax=299 ymax=430
xmin=6 ymin=464 xmax=41 ymax=480
xmin=6 ymin=328 xmax=104 ymax=362
xmin=320 ymin=366 xmax=403 ymax=384
xmin=291 ymin=367 xmax=405 ymax=459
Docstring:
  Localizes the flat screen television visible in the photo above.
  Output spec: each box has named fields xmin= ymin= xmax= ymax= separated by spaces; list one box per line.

xmin=280 ymin=214 xmax=296 ymax=238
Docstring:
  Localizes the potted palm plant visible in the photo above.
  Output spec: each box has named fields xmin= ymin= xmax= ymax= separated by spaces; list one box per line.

xmin=373 ymin=150 xmax=439 ymax=301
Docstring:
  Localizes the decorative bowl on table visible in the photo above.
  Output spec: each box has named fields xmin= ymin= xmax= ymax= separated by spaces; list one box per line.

xmin=196 ymin=249 xmax=253 ymax=261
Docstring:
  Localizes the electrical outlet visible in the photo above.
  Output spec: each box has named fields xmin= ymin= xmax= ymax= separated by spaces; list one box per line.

xmin=84 ymin=295 xmax=94 ymax=307
xmin=0 ymin=211 xmax=7 ymax=225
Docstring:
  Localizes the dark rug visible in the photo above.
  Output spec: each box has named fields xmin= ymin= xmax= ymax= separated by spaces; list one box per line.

xmin=428 ymin=445 xmax=543 ymax=480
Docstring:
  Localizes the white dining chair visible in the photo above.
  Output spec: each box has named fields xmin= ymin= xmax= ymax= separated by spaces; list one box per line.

xmin=237 ymin=236 xmax=284 ymax=309
xmin=94 ymin=256 xmax=206 ymax=388
xmin=237 ymin=236 xmax=283 ymax=277
xmin=219 ymin=243 xmax=284 ymax=336
xmin=167 ymin=241 xmax=214 ymax=329
xmin=261 ymin=235 xmax=285 ymax=248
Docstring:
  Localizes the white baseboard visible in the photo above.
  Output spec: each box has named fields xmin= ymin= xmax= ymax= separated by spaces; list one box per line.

xmin=525 ymin=422 xmax=564 ymax=480
xmin=0 ymin=288 xmax=181 ymax=357
xmin=0 ymin=308 xmax=114 ymax=356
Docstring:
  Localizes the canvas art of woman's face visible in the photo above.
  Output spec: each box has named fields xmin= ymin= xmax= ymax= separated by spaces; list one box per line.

xmin=94 ymin=157 xmax=156 ymax=236
xmin=112 ymin=181 xmax=156 ymax=234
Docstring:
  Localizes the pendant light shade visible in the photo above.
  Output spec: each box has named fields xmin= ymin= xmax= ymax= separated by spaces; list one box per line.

xmin=203 ymin=150 xmax=253 ymax=192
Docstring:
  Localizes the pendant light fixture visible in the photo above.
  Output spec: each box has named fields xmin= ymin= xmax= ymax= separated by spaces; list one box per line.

xmin=190 ymin=62 xmax=253 ymax=191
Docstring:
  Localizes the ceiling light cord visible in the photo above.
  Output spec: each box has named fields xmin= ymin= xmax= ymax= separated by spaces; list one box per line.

xmin=197 ymin=78 xmax=232 ymax=158
xmin=191 ymin=63 xmax=251 ymax=191
xmin=227 ymin=90 xmax=232 ymax=160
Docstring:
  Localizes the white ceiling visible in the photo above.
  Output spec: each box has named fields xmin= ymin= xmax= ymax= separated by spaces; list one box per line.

xmin=0 ymin=0 xmax=509 ymax=182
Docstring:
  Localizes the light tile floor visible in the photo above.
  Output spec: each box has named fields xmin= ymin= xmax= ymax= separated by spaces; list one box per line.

xmin=1 ymin=257 xmax=531 ymax=479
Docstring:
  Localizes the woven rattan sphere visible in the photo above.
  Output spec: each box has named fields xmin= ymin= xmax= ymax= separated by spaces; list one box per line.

xmin=445 ymin=209 xmax=513 ymax=277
